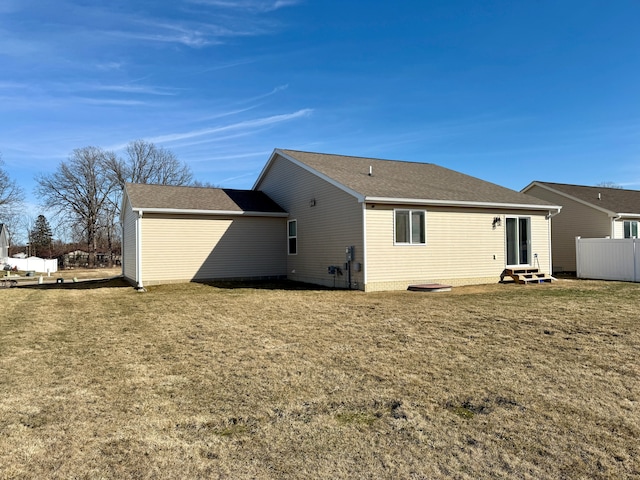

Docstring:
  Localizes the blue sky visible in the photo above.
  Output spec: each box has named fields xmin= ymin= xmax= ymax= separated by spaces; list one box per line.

xmin=1 ymin=0 xmax=640 ymax=210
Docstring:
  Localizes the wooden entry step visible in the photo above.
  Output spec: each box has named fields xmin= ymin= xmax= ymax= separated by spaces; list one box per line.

xmin=501 ymin=268 xmax=555 ymax=285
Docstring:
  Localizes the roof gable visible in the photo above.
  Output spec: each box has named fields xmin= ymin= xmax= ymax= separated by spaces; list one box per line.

xmin=524 ymin=182 xmax=640 ymax=216
xmin=124 ymin=183 xmax=286 ymax=215
xmin=257 ymin=149 xmax=558 ymax=210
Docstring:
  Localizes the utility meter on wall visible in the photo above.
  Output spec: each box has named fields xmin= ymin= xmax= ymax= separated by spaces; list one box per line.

xmin=345 ymin=246 xmax=354 ymax=262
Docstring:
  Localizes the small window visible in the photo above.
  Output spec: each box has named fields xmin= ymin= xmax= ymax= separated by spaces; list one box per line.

xmin=395 ymin=209 xmax=426 ymax=244
xmin=624 ymin=221 xmax=638 ymax=239
xmin=288 ymin=220 xmax=297 ymax=254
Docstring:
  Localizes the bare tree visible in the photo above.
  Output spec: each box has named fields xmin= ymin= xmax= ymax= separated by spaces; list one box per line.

xmin=102 ymin=140 xmax=193 ymax=264
xmin=107 ymin=139 xmax=193 ymax=187
xmin=0 ymin=154 xmax=25 ymax=227
xmin=35 ymin=146 xmax=119 ymax=267
xmin=596 ymin=181 xmax=623 ymax=189
xmin=191 ymin=179 xmax=222 ymax=188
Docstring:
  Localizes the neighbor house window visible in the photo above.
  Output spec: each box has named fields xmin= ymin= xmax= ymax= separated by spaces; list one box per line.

xmin=624 ymin=221 xmax=638 ymax=239
xmin=395 ymin=210 xmax=426 ymax=244
xmin=288 ymin=220 xmax=297 ymax=254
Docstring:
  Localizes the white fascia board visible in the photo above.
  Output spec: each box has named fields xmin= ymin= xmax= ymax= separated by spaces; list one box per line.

xmin=252 ymin=149 xmax=279 ymax=190
xmin=365 ymin=196 xmax=562 ymax=212
xmin=522 ymin=182 xmax=615 ymax=216
xmin=520 ymin=181 xmax=538 ymax=193
xmin=615 ymin=213 xmax=640 ymax=219
xmin=120 ymin=185 xmax=131 ymax=224
xmin=253 ymin=149 xmax=365 ymax=202
xmin=132 ymin=207 xmax=288 ymax=217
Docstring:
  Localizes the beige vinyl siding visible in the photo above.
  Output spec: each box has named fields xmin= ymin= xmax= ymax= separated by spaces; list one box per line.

xmin=140 ymin=214 xmax=286 ymax=285
xmin=529 ymin=213 xmax=551 ymax=272
xmin=613 ymin=220 xmax=624 ymax=239
xmin=525 ymin=185 xmax=611 ymax=272
xmin=121 ymin=197 xmax=138 ymax=285
xmin=256 ymin=154 xmax=364 ymax=289
xmin=365 ymin=205 xmax=550 ymax=291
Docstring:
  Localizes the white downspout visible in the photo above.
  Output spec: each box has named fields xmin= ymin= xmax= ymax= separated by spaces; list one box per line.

xmin=362 ymin=202 xmax=368 ymax=291
xmin=611 ymin=215 xmax=621 ymax=238
xmin=546 ymin=208 xmax=561 ymax=275
xmin=136 ymin=210 xmax=144 ymax=290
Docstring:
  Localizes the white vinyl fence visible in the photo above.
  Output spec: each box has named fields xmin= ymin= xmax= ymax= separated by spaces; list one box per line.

xmin=575 ymin=237 xmax=640 ymax=282
xmin=5 ymin=256 xmax=58 ymax=274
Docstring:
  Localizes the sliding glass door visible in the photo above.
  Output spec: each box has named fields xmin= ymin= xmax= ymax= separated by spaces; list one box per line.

xmin=506 ymin=217 xmax=530 ymax=266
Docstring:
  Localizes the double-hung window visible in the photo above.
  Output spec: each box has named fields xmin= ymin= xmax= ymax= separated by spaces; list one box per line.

xmin=288 ymin=220 xmax=297 ymax=254
xmin=624 ymin=220 xmax=638 ymax=239
xmin=395 ymin=209 xmax=426 ymax=245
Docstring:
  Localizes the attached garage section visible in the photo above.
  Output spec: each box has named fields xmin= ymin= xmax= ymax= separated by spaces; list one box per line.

xmin=122 ymin=183 xmax=288 ymax=288
xmin=140 ymin=214 xmax=287 ymax=285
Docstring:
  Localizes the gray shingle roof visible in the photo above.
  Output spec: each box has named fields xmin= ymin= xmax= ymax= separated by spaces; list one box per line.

xmin=277 ymin=149 xmax=556 ymax=208
xmin=125 ymin=183 xmax=286 ymax=214
xmin=528 ymin=182 xmax=640 ymax=215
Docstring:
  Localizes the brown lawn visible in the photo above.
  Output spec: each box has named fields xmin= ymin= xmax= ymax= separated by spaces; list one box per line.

xmin=0 ymin=277 xmax=638 ymax=479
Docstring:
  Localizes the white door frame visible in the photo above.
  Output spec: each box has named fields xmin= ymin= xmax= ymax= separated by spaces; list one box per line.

xmin=505 ymin=216 xmax=532 ymax=267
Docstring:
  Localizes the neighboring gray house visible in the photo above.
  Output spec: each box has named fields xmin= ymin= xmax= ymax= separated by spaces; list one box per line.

xmin=0 ymin=223 xmax=9 ymax=261
xmin=522 ymin=181 xmax=640 ymax=272
xmin=122 ymin=149 xmax=561 ymax=291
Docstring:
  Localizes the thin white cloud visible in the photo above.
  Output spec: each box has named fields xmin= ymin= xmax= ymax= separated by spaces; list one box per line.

xmin=111 ymin=15 xmax=272 ymax=49
xmin=187 ymin=0 xmax=302 ymax=12
xmin=163 ymin=130 xmax=259 ymax=150
xmin=193 ymin=106 xmax=260 ymax=122
xmin=88 ymin=84 xmax=180 ymax=96
xmin=220 ymin=171 xmax=264 ymax=183
xmin=208 ymin=151 xmax=272 ymax=161
xmin=95 ymin=62 xmax=125 ymax=71
xmin=107 ymin=29 xmax=219 ymax=48
xmin=200 ymin=58 xmax=257 ymax=72
xmin=239 ymin=84 xmax=289 ymax=104
xmin=75 ymin=97 xmax=148 ymax=106
xmin=148 ymin=109 xmax=313 ymax=144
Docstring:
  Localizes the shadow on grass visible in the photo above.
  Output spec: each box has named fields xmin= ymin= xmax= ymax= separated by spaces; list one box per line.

xmin=194 ymin=279 xmax=340 ymax=291
xmin=16 ymin=276 xmax=131 ymax=290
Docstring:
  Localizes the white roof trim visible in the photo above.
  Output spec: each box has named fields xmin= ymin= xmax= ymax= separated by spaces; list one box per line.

xmin=253 ymin=149 xmax=365 ymax=202
xmin=522 ymin=181 xmax=616 ymax=216
xmin=616 ymin=213 xmax=640 ymax=219
xmin=133 ymin=207 xmax=288 ymax=217
xmin=365 ymin=196 xmax=561 ymax=212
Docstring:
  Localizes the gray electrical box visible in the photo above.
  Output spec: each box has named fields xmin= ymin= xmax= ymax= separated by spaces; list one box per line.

xmin=345 ymin=246 xmax=354 ymax=262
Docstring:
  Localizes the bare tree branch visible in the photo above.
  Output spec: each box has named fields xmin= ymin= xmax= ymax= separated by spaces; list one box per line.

xmin=119 ymin=139 xmax=193 ymax=186
xmin=35 ymin=146 xmax=119 ymax=266
xmin=595 ymin=181 xmax=623 ymax=189
xmin=0 ymin=154 xmax=25 ymax=224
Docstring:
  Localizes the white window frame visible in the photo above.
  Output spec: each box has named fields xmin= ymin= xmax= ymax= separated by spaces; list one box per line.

xmin=287 ymin=219 xmax=297 ymax=255
xmin=394 ymin=209 xmax=426 ymax=245
xmin=624 ymin=220 xmax=638 ymax=239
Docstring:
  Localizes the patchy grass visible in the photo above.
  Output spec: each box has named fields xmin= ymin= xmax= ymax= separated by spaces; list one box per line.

xmin=0 ymin=278 xmax=638 ymax=479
